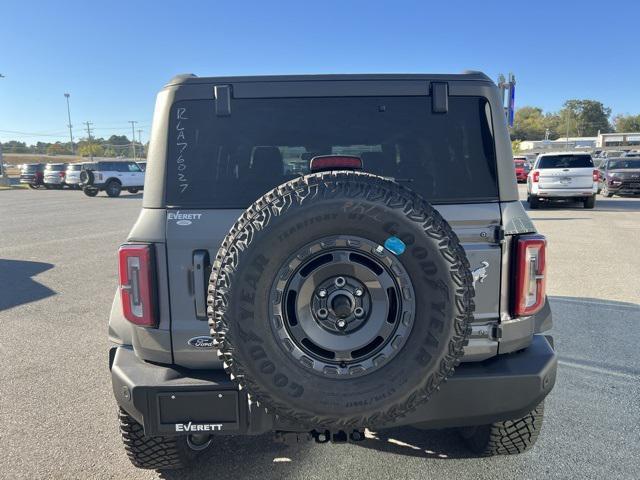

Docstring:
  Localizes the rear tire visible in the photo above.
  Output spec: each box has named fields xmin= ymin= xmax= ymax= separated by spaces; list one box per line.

xmin=127 ymin=188 xmax=139 ymax=194
xmin=106 ymin=180 xmax=122 ymax=197
xmin=460 ymin=401 xmax=545 ymax=456
xmin=583 ymin=195 xmax=596 ymax=209
xmin=28 ymin=184 xmax=38 ymax=190
xmin=118 ymin=409 xmax=209 ymax=470
xmin=528 ymin=195 xmax=540 ymax=209
xmin=83 ymin=187 xmax=98 ymax=197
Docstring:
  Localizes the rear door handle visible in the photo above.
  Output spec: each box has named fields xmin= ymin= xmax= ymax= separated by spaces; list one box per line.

xmin=193 ymin=250 xmax=211 ymax=319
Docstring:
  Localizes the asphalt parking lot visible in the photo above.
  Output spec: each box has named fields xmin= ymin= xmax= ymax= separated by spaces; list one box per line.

xmin=1 ymin=186 xmax=639 ymax=479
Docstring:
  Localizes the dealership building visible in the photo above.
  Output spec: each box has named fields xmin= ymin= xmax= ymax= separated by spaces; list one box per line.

xmin=596 ymin=132 xmax=640 ymax=148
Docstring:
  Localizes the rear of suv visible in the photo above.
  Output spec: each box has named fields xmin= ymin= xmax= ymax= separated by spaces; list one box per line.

xmin=527 ymin=152 xmax=598 ymax=209
xmin=79 ymin=160 xmax=144 ymax=197
xmin=109 ymin=73 xmax=556 ymax=470
xmin=64 ymin=162 xmax=87 ymax=189
xmin=43 ymin=162 xmax=68 ymax=189
xmin=19 ymin=163 xmax=45 ymax=189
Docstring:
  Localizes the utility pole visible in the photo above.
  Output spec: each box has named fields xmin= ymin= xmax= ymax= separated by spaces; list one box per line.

xmin=129 ymin=121 xmax=137 ymax=160
xmin=137 ymin=129 xmax=143 ymax=158
xmin=85 ymin=121 xmax=94 ymax=161
xmin=565 ymin=111 xmax=570 ymax=151
xmin=64 ymin=93 xmax=74 ymax=155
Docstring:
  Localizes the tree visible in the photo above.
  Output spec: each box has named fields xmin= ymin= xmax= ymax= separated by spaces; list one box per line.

xmin=613 ymin=114 xmax=640 ymax=132
xmin=511 ymin=139 xmax=522 ymax=154
xmin=557 ymin=100 xmax=612 ymax=137
xmin=78 ymin=142 xmax=104 ymax=157
xmin=512 ymin=107 xmax=547 ymax=140
xmin=46 ymin=142 xmax=71 ymax=155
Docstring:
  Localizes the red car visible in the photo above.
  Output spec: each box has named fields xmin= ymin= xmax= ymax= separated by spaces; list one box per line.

xmin=514 ymin=156 xmax=530 ymax=183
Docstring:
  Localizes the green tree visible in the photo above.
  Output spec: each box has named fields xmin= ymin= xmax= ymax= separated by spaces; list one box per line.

xmin=511 ymin=139 xmax=522 ymax=154
xmin=613 ymin=114 xmax=640 ymax=132
xmin=512 ymin=107 xmax=547 ymax=140
xmin=78 ymin=142 xmax=104 ymax=157
xmin=558 ymin=100 xmax=612 ymax=137
xmin=46 ymin=142 xmax=71 ymax=155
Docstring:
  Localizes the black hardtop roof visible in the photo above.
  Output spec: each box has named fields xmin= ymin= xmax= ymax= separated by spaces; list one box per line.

xmin=165 ymin=71 xmax=493 ymax=87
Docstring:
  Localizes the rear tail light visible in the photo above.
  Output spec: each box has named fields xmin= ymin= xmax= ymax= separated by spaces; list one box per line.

xmin=118 ymin=243 xmax=157 ymax=327
xmin=513 ymin=234 xmax=546 ymax=317
xmin=592 ymin=169 xmax=599 ymax=182
xmin=532 ymin=170 xmax=540 ymax=183
xmin=310 ymin=155 xmax=362 ymax=172
xmin=59 ymin=171 xmax=65 ymax=177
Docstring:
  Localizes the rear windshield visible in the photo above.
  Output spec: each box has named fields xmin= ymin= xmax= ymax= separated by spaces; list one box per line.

xmin=45 ymin=164 xmax=66 ymax=171
xmin=165 ymin=96 xmax=498 ymax=208
xmin=67 ymin=164 xmax=83 ymax=171
xmin=514 ymin=160 xmax=526 ymax=166
xmin=609 ymin=159 xmax=640 ymax=169
xmin=538 ymin=155 xmax=593 ymax=169
xmin=22 ymin=164 xmax=42 ymax=172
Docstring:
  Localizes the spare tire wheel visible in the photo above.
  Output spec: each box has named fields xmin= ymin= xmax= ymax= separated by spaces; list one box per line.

xmin=80 ymin=169 xmax=94 ymax=186
xmin=208 ymin=171 xmax=474 ymax=429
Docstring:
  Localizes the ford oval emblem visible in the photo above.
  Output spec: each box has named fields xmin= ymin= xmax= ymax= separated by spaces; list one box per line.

xmin=176 ymin=219 xmax=192 ymax=226
xmin=188 ymin=336 xmax=215 ymax=349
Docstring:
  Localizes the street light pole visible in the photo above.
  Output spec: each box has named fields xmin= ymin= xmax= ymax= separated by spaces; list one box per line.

xmin=64 ymin=93 xmax=74 ymax=154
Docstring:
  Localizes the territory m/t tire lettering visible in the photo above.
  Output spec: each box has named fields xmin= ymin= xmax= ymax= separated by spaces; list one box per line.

xmin=208 ymin=171 xmax=475 ymax=429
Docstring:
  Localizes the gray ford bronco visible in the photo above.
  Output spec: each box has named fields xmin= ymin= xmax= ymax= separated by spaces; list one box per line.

xmin=109 ymin=72 xmax=556 ymax=470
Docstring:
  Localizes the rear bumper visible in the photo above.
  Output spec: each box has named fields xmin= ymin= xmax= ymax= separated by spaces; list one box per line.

xmin=110 ymin=335 xmax=556 ymax=436
xmin=534 ymin=188 xmax=596 ymax=198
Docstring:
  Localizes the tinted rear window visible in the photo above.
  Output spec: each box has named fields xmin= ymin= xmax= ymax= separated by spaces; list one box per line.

xmin=67 ymin=164 xmax=82 ymax=171
xmin=609 ymin=159 xmax=640 ymax=169
xmin=165 ymin=96 xmax=498 ymax=208
xmin=22 ymin=164 xmax=42 ymax=172
xmin=538 ymin=155 xmax=593 ymax=169
xmin=46 ymin=164 xmax=66 ymax=171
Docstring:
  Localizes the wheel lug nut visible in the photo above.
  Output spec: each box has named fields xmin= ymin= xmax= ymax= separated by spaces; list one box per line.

xmin=354 ymin=288 xmax=363 ymax=297
xmin=318 ymin=289 xmax=327 ymax=298
xmin=336 ymin=319 xmax=347 ymax=330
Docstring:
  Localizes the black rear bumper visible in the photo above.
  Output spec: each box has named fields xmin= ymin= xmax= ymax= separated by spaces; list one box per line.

xmin=110 ymin=335 xmax=556 ymax=436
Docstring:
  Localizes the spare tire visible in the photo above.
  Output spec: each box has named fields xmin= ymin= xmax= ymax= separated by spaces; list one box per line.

xmin=208 ymin=171 xmax=474 ymax=429
xmin=80 ymin=169 xmax=94 ymax=186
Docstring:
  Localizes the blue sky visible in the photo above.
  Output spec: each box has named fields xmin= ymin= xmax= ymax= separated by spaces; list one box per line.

xmin=1 ymin=0 xmax=638 ymax=143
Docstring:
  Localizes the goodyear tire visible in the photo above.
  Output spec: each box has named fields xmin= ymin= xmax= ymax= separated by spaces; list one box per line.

xmin=208 ymin=171 xmax=474 ymax=429
xmin=79 ymin=169 xmax=94 ymax=186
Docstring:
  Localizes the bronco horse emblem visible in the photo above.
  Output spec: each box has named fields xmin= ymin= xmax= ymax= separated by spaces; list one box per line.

xmin=472 ymin=261 xmax=490 ymax=286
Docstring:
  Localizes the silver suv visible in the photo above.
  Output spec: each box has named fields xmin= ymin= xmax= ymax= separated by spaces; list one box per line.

xmin=527 ymin=152 xmax=598 ymax=209
xmin=108 ymin=73 xmax=556 ymax=470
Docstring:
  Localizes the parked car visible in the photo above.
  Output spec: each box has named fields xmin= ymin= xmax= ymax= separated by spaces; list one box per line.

xmin=136 ymin=161 xmax=147 ymax=171
xmin=64 ymin=163 xmax=88 ymax=189
xmin=43 ymin=163 xmax=68 ymax=189
xmin=513 ymin=156 xmax=530 ymax=182
xmin=622 ymin=151 xmax=640 ymax=158
xmin=598 ymin=157 xmax=640 ymax=197
xmin=527 ymin=152 xmax=598 ymax=209
xmin=19 ymin=163 xmax=45 ymax=189
xmin=79 ymin=160 xmax=144 ymax=197
xmin=109 ymin=72 xmax=555 ymax=470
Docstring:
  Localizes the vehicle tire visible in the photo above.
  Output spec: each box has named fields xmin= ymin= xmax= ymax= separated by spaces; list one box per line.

xmin=127 ymin=188 xmax=139 ymax=194
xmin=106 ymin=180 xmax=122 ymax=197
xmin=583 ymin=195 xmax=596 ymax=209
xmin=209 ymin=171 xmax=475 ymax=429
xmin=601 ymin=184 xmax=614 ymax=198
xmin=80 ymin=169 xmax=95 ymax=186
xmin=118 ymin=408 xmax=209 ymax=470
xmin=44 ymin=184 xmax=52 ymax=190
xmin=83 ymin=187 xmax=99 ymax=197
xmin=460 ymin=401 xmax=545 ymax=456
xmin=528 ymin=195 xmax=540 ymax=209
xmin=28 ymin=184 xmax=38 ymax=190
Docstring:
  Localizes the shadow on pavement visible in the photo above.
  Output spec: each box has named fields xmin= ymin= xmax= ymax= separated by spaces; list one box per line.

xmin=0 ymin=259 xmax=56 ymax=311
xmin=354 ymin=426 xmax=473 ymax=459
xmin=158 ymin=434 xmax=309 ymax=480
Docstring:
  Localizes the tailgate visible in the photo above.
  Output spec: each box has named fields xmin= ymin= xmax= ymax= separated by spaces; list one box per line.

xmin=165 ymin=204 xmax=502 ymax=369
xmin=539 ymin=167 xmax=594 ymax=189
